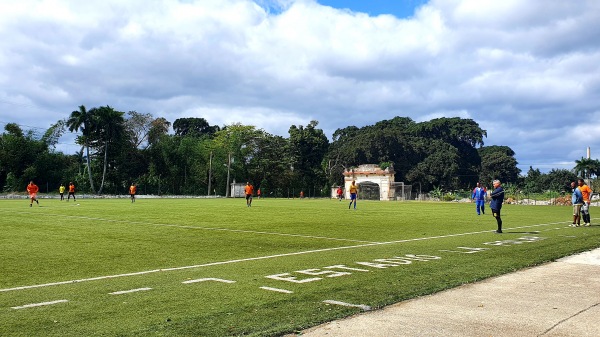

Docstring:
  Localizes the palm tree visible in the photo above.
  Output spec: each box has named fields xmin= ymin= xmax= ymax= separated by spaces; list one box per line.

xmin=573 ymin=157 xmax=600 ymax=180
xmin=95 ymin=106 xmax=125 ymax=194
xmin=67 ymin=105 xmax=96 ymax=193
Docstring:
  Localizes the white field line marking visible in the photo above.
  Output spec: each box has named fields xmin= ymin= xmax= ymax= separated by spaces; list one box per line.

xmin=260 ymin=286 xmax=293 ymax=294
xmin=323 ymin=300 xmax=371 ymax=311
xmin=11 ymin=300 xmax=68 ymax=309
xmin=182 ymin=278 xmax=236 ymax=284
xmin=0 ymin=209 xmax=376 ymax=244
xmin=0 ymin=220 xmax=578 ymax=293
xmin=109 ymin=287 xmax=152 ymax=295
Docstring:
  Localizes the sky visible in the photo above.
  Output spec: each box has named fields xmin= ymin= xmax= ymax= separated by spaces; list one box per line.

xmin=1 ymin=0 xmax=599 ymax=174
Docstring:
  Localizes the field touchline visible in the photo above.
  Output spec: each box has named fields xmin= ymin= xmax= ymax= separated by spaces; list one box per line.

xmin=0 ymin=220 xmax=574 ymax=293
xmin=0 ymin=209 xmax=377 ymax=244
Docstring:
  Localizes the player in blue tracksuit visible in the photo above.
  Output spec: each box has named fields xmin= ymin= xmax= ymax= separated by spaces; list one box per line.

xmin=490 ymin=180 xmax=505 ymax=233
xmin=472 ymin=182 xmax=487 ymax=215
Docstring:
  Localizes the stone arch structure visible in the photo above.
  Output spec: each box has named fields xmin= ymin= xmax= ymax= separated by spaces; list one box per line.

xmin=343 ymin=164 xmax=395 ymax=201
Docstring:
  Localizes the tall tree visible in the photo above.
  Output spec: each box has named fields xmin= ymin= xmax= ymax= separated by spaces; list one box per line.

xmin=125 ymin=111 xmax=154 ymax=149
xmin=543 ymin=169 xmax=578 ymax=193
xmin=523 ymin=166 xmax=543 ymax=193
xmin=288 ymin=120 xmax=329 ymax=194
xmin=573 ymin=157 xmax=600 ymax=180
xmin=0 ymin=123 xmax=46 ymax=190
xmin=42 ymin=120 xmax=66 ymax=150
xmin=327 ymin=116 xmax=487 ymax=190
xmin=173 ymin=117 xmax=219 ymax=138
xmin=478 ymin=145 xmax=520 ymax=185
xmin=212 ymin=123 xmax=263 ymax=196
xmin=411 ymin=117 xmax=486 ymax=188
xmin=405 ymin=140 xmax=460 ymax=190
xmin=246 ymin=132 xmax=290 ymax=194
xmin=147 ymin=117 xmax=171 ymax=146
xmin=93 ymin=106 xmax=126 ymax=194
xmin=67 ymin=105 xmax=96 ymax=193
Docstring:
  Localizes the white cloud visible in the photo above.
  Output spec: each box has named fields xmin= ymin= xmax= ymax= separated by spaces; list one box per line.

xmin=0 ymin=0 xmax=599 ymax=172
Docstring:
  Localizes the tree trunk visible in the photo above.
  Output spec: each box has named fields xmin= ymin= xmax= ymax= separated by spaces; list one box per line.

xmin=98 ymin=142 xmax=109 ymax=194
xmin=85 ymin=143 xmax=96 ymax=193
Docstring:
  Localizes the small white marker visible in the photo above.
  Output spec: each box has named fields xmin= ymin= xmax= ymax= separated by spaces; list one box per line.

xmin=182 ymin=278 xmax=236 ymax=284
xmin=323 ymin=300 xmax=371 ymax=311
xmin=109 ymin=287 xmax=152 ymax=295
xmin=259 ymin=286 xmax=293 ymax=294
xmin=12 ymin=300 xmax=68 ymax=310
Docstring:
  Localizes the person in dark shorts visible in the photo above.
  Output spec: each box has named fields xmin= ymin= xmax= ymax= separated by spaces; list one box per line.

xmin=490 ymin=179 xmax=504 ymax=233
xmin=68 ymin=182 xmax=76 ymax=201
xmin=129 ymin=183 xmax=137 ymax=203
xmin=245 ymin=182 xmax=254 ymax=207
xmin=59 ymin=183 xmax=65 ymax=201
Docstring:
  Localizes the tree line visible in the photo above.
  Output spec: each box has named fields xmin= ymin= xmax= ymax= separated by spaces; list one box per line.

xmin=1 ymin=106 xmax=598 ymax=196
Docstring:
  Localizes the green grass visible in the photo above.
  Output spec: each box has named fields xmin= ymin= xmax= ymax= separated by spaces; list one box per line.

xmin=1 ymin=198 xmax=599 ymax=336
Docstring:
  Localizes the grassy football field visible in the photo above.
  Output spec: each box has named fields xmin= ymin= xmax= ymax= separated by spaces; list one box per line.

xmin=1 ymin=197 xmax=599 ymax=336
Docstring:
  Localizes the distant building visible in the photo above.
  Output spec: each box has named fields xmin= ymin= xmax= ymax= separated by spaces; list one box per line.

xmin=343 ymin=164 xmax=396 ymax=201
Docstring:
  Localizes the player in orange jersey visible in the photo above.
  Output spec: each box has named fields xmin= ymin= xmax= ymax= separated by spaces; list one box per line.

xmin=27 ymin=181 xmax=40 ymax=207
xmin=68 ymin=182 xmax=76 ymax=201
xmin=578 ymin=178 xmax=593 ymax=226
xmin=129 ymin=183 xmax=137 ymax=203
xmin=244 ymin=182 xmax=254 ymax=207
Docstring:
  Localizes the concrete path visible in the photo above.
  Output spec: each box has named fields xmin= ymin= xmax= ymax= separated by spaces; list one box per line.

xmin=291 ymin=248 xmax=600 ymax=337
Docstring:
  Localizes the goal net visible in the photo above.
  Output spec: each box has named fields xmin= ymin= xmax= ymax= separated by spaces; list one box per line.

xmin=390 ymin=182 xmax=412 ymax=201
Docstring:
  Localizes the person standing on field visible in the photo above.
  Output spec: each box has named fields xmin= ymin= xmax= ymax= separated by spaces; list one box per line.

xmin=27 ymin=181 xmax=40 ymax=207
xmin=472 ymin=182 xmax=487 ymax=215
xmin=129 ymin=183 xmax=137 ymax=203
xmin=490 ymin=179 xmax=504 ymax=233
xmin=336 ymin=186 xmax=343 ymax=201
xmin=68 ymin=182 xmax=76 ymax=201
xmin=245 ymin=182 xmax=254 ymax=207
xmin=348 ymin=180 xmax=358 ymax=210
xmin=59 ymin=183 xmax=65 ymax=201
xmin=578 ymin=178 xmax=592 ymax=226
xmin=571 ymin=181 xmax=583 ymax=227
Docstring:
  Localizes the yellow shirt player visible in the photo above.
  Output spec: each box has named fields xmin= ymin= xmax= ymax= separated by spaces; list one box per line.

xmin=59 ymin=184 xmax=66 ymax=201
xmin=578 ymin=179 xmax=592 ymax=226
xmin=348 ymin=180 xmax=358 ymax=210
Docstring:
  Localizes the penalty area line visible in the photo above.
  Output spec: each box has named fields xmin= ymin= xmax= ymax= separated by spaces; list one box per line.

xmin=109 ymin=287 xmax=152 ymax=295
xmin=182 ymin=278 xmax=236 ymax=284
xmin=260 ymin=286 xmax=293 ymax=294
xmin=11 ymin=300 xmax=68 ymax=310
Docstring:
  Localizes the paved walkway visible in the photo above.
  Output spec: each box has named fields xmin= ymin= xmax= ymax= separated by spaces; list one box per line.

xmin=292 ymin=248 xmax=600 ymax=337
